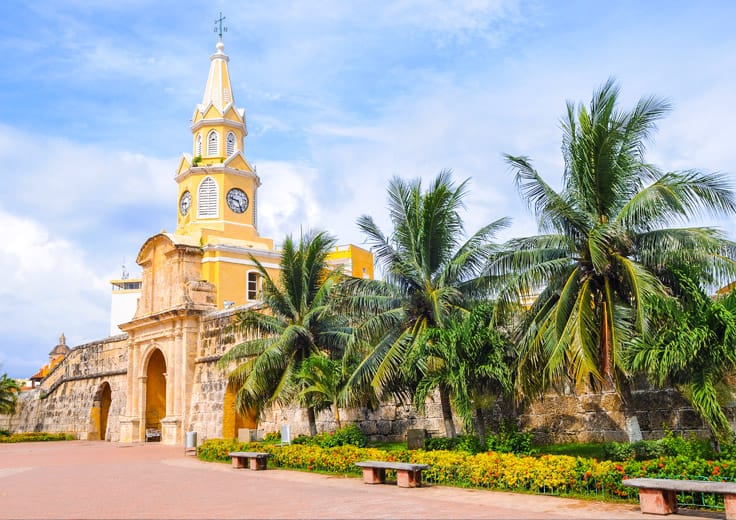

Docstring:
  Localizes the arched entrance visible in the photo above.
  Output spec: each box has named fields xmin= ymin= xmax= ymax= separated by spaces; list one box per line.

xmin=145 ymin=349 xmax=167 ymax=439
xmin=222 ymin=383 xmax=257 ymax=439
xmin=90 ymin=382 xmax=112 ymax=440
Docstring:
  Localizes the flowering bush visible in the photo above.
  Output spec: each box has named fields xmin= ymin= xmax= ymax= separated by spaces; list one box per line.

xmin=197 ymin=438 xmax=735 ymax=504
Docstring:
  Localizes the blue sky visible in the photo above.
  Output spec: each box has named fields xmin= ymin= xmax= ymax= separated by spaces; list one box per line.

xmin=1 ymin=0 xmax=735 ymax=377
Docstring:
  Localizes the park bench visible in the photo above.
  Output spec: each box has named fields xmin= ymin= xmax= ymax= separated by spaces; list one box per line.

xmin=623 ymin=478 xmax=736 ymax=518
xmin=355 ymin=461 xmax=430 ymax=488
xmin=145 ymin=428 xmax=161 ymax=442
xmin=229 ymin=451 xmax=272 ymax=471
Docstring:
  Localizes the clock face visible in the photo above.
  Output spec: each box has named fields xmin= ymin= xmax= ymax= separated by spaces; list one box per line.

xmin=179 ymin=191 xmax=192 ymax=216
xmin=226 ymin=188 xmax=249 ymax=213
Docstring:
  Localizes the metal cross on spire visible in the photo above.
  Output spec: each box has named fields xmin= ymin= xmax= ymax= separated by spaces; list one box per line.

xmin=214 ymin=12 xmax=227 ymax=41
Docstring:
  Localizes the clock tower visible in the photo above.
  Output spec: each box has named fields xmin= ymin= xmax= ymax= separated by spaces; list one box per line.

xmin=174 ymin=33 xmax=268 ymax=249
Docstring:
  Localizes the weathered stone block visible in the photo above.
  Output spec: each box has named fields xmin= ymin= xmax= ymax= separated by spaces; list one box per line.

xmin=407 ymin=429 xmax=426 ymax=450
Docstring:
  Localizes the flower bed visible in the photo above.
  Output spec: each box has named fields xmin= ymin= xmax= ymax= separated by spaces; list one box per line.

xmin=197 ymin=438 xmax=735 ymax=505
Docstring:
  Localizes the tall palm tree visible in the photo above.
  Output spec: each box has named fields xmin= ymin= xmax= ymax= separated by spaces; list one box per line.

xmin=413 ymin=303 xmax=513 ymax=444
xmin=628 ymin=269 xmax=736 ymax=446
xmin=494 ymin=78 xmax=736 ymax=397
xmin=218 ymin=230 xmax=348 ymax=436
xmin=0 ymin=373 xmax=20 ymax=415
xmin=340 ymin=171 xmax=509 ymax=437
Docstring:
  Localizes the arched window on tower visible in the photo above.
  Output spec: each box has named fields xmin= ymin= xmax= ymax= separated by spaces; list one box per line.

xmin=195 ymin=134 xmax=202 ymax=157
xmin=226 ymin=132 xmax=236 ymax=157
xmin=198 ymin=176 xmax=218 ymax=218
xmin=207 ymin=130 xmax=219 ymax=157
xmin=246 ymin=271 xmax=261 ymax=301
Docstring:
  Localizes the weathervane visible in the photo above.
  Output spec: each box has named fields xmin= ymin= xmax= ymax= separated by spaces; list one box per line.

xmin=214 ymin=12 xmax=227 ymax=41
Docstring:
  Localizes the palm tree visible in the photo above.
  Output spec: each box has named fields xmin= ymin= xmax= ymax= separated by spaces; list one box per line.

xmin=0 ymin=373 xmax=20 ymax=415
xmin=340 ymin=170 xmax=509 ymax=437
xmin=296 ymin=354 xmax=347 ymax=428
xmin=218 ymin=230 xmax=348 ymax=436
xmin=627 ymin=268 xmax=736 ymax=446
xmin=413 ymin=303 xmax=513 ymax=444
xmin=494 ymin=78 xmax=736 ymax=397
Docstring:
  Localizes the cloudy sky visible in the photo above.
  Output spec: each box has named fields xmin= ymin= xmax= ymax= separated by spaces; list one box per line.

xmin=1 ymin=0 xmax=735 ymax=377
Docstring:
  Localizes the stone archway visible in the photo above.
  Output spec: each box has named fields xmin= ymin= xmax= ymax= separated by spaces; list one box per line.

xmin=222 ymin=383 xmax=257 ymax=439
xmin=90 ymin=382 xmax=112 ymax=440
xmin=145 ymin=349 xmax=167 ymax=437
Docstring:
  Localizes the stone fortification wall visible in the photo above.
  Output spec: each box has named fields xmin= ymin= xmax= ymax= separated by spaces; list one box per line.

xmin=187 ymin=307 xmax=732 ymax=444
xmin=186 ymin=308 xmax=462 ymax=442
xmin=5 ymin=336 xmax=128 ymax=441
xmin=520 ymin=385 xmax=735 ymax=443
xmin=187 ymin=309 xmax=239 ymax=440
xmin=5 ymin=306 xmax=732 ymax=445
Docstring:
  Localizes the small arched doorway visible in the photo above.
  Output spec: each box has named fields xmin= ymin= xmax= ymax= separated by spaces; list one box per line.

xmin=222 ymin=383 xmax=257 ymax=439
xmin=145 ymin=349 xmax=167 ymax=439
xmin=90 ymin=382 xmax=112 ymax=440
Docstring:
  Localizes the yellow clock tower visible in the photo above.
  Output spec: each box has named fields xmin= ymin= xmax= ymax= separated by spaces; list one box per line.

xmin=174 ymin=34 xmax=268 ymax=249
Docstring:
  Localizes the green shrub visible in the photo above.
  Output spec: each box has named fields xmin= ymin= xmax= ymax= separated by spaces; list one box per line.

xmin=0 ymin=429 xmax=10 ymax=437
xmin=0 ymin=432 xmax=76 ymax=443
xmin=659 ymin=430 xmax=712 ymax=459
xmin=425 ymin=436 xmax=458 ymax=451
xmin=486 ymin=421 xmax=535 ymax=455
xmin=602 ymin=441 xmax=635 ymax=461
xmin=262 ymin=431 xmax=281 ymax=442
xmin=455 ymin=434 xmax=484 ymax=454
xmin=291 ymin=424 xmax=367 ymax=448
xmin=602 ymin=431 xmax=713 ymax=462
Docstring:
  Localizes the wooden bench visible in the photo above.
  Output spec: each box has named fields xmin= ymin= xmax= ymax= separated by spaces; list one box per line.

xmin=229 ymin=451 xmax=272 ymax=471
xmin=355 ymin=461 xmax=430 ymax=488
xmin=623 ymin=478 xmax=736 ymax=518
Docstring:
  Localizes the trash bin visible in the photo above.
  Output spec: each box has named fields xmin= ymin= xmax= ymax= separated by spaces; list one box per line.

xmin=185 ymin=431 xmax=197 ymax=455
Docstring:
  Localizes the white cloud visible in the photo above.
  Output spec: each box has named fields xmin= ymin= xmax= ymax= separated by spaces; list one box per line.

xmin=256 ymin=160 xmax=324 ymax=241
xmin=0 ymin=208 xmax=110 ymax=375
xmin=0 ymin=124 xmax=174 ymax=236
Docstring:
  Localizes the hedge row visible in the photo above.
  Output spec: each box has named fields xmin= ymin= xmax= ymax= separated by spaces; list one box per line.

xmin=0 ymin=432 xmax=77 ymax=443
xmin=198 ymin=438 xmax=734 ymax=501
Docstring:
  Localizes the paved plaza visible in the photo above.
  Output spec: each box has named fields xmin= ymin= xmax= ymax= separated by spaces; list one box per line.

xmin=0 ymin=441 xmax=723 ymax=519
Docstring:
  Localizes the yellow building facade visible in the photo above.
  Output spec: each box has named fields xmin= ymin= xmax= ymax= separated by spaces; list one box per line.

xmin=115 ymin=34 xmax=373 ymax=444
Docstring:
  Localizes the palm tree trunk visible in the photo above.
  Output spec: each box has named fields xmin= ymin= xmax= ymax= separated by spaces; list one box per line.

xmin=307 ymin=406 xmax=317 ymax=436
xmin=333 ymin=402 xmax=341 ymax=429
xmin=601 ymin=301 xmax=613 ymax=389
xmin=474 ymin=406 xmax=487 ymax=446
xmin=439 ymin=384 xmax=456 ymax=438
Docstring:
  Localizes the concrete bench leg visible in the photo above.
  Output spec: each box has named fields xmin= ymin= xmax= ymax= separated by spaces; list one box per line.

xmin=362 ymin=467 xmax=386 ymax=484
xmin=397 ymin=469 xmax=422 ymax=488
xmin=231 ymin=456 xmax=247 ymax=469
xmin=638 ymin=488 xmax=677 ymax=515
xmin=724 ymin=494 xmax=736 ymax=520
xmin=249 ymin=458 xmax=268 ymax=471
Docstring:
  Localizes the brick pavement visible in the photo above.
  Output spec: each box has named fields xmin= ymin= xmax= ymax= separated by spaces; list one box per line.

xmin=0 ymin=441 xmax=722 ymax=519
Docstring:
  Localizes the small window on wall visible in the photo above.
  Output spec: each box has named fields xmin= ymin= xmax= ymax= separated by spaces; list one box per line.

xmin=247 ymin=271 xmax=260 ymax=301
xmin=226 ymin=132 xmax=236 ymax=156
xmin=207 ymin=130 xmax=219 ymax=156
xmin=195 ymin=134 xmax=202 ymax=157
xmin=198 ymin=176 xmax=218 ymax=218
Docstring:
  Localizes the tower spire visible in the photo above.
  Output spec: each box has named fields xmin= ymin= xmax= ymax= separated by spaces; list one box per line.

xmin=201 ymin=13 xmax=234 ymax=111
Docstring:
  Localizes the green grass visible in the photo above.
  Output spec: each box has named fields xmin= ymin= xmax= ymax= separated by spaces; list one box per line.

xmin=367 ymin=440 xmax=407 ymax=451
xmin=535 ymin=442 xmax=607 ymax=459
